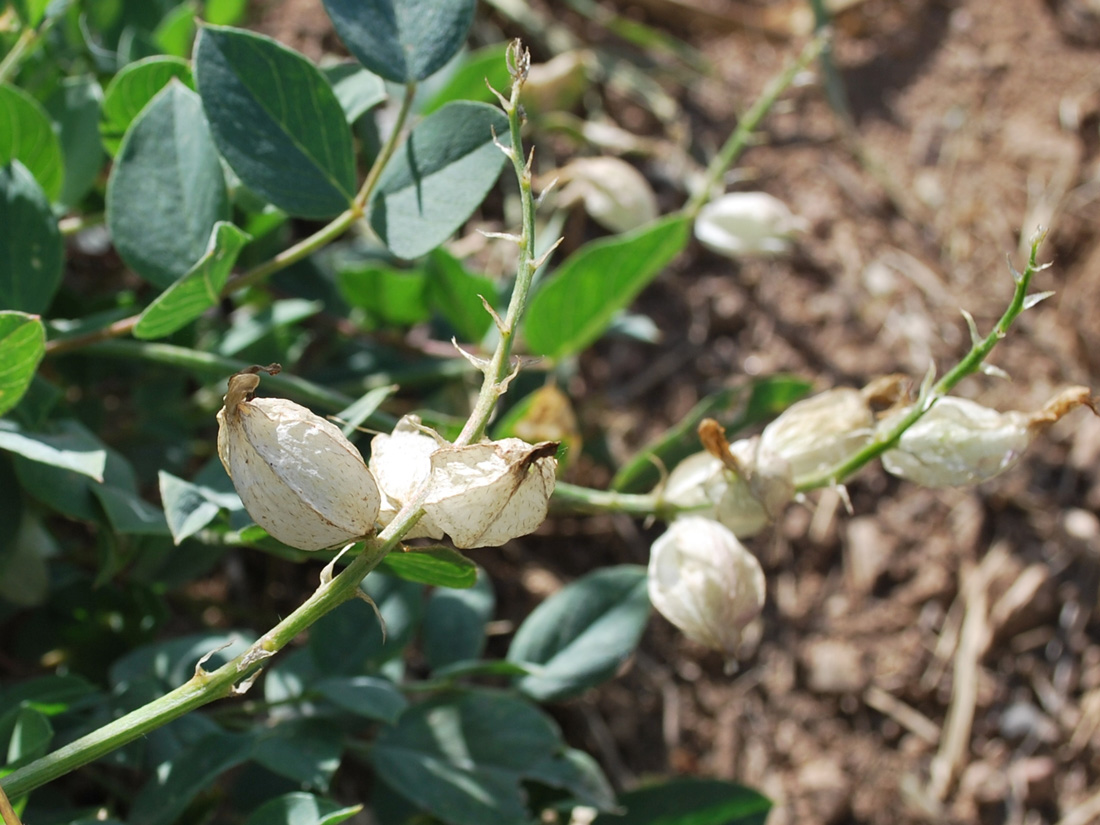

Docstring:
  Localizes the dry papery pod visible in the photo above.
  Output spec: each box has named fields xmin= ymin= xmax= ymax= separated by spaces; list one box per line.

xmin=370 ymin=414 xmax=559 ymax=549
xmin=662 ymin=420 xmax=794 ymax=538
xmin=879 ymin=386 xmax=1095 ymax=488
xmin=217 ymin=365 xmax=381 ymax=551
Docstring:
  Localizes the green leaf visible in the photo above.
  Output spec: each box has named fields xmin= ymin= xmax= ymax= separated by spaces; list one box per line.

xmin=592 ymin=778 xmax=771 ymax=825
xmin=337 ymin=263 xmax=431 ymax=327
xmin=0 ymin=312 xmax=45 ymax=417
xmin=100 ymin=56 xmax=194 ymax=157
xmin=195 ymin=25 xmax=356 ymax=219
xmin=336 ymin=386 xmax=395 ymax=437
xmin=314 ymin=675 xmax=408 ymax=724
xmin=322 ymin=0 xmax=476 ymax=83
xmin=11 ymin=0 xmax=50 ymax=27
xmin=106 ymin=82 xmax=229 ymax=289
xmin=158 ymin=470 xmax=237 ymax=544
xmin=129 ymin=731 xmax=255 ymax=825
xmin=423 ymin=570 xmax=493 ymax=670
xmin=369 ymin=101 xmax=509 ymax=260
xmin=370 ymin=690 xmax=565 ymax=825
xmin=378 ymin=545 xmax=477 ymax=588
xmin=245 ymin=793 xmax=362 ymax=825
xmin=204 ymin=0 xmax=249 ymax=26
xmin=5 ymin=706 xmax=52 ymax=765
xmin=44 ymin=76 xmax=104 ymax=208
xmin=253 ymin=718 xmax=343 ymax=790
xmin=0 ymin=84 xmax=63 ymax=202
xmin=153 ymin=1 xmax=196 ymax=57
xmin=92 ymin=483 xmax=170 ymax=535
xmin=134 ymin=222 xmax=251 ymax=339
xmin=422 ymin=43 xmax=511 ymax=115
xmin=110 ymin=632 xmax=254 ymax=691
xmin=322 ymin=63 xmax=387 ymax=124
xmin=507 ymin=565 xmax=650 ymax=702
xmin=0 ymin=511 xmax=55 ymax=608
xmin=426 ymin=248 xmax=495 ymax=342
xmin=524 ymin=215 xmax=691 ymax=360
xmin=310 ymin=574 xmax=423 ymax=674
xmin=533 ymin=747 xmax=617 ymax=812
xmin=0 ymin=419 xmax=107 ymax=481
xmin=0 ymin=161 xmax=63 ymax=314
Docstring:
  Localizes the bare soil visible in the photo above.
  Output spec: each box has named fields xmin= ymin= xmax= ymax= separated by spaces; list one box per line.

xmin=259 ymin=1 xmax=1100 ymax=823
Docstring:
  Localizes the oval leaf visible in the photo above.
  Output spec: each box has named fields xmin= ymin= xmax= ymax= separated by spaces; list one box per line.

xmin=377 ymin=545 xmax=477 ymax=588
xmin=423 ymin=570 xmax=494 ymax=670
xmin=592 ymin=778 xmax=771 ymax=825
xmin=245 ymin=793 xmax=362 ymax=825
xmin=0 ymin=84 xmax=64 ymax=202
xmin=134 ymin=222 xmax=251 ymax=339
xmin=507 ymin=565 xmax=651 ymax=702
xmin=0 ymin=161 xmax=63 ymax=314
xmin=370 ymin=691 xmax=563 ymax=825
xmin=106 ymin=82 xmax=229 ymax=288
xmin=100 ymin=55 xmax=194 ymax=156
xmin=524 ymin=214 xmax=691 ymax=360
xmin=369 ymin=101 xmax=509 ymax=259
xmin=322 ymin=0 xmax=476 ymax=83
xmin=45 ymin=76 xmax=104 ymax=208
xmin=195 ymin=25 xmax=356 ymax=218
xmin=314 ymin=675 xmax=408 ymax=724
xmin=0 ymin=311 xmax=45 ymax=417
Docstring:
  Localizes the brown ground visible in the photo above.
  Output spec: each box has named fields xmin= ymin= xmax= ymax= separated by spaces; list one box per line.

xmin=260 ymin=1 xmax=1100 ymax=823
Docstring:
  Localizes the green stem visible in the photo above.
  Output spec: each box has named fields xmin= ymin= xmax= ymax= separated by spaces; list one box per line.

xmin=683 ymin=30 xmax=828 ymax=219
xmin=0 ymin=25 xmax=37 ymax=85
xmin=228 ymin=82 xmax=417 ymax=293
xmin=1 ymin=543 xmax=390 ymax=798
xmin=553 ymin=481 xmax=671 ymax=518
xmin=456 ymin=42 xmax=539 ymax=446
xmin=795 ymin=230 xmax=1047 ymax=491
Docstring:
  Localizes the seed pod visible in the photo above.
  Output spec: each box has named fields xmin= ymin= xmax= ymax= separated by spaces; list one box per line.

xmin=556 ymin=157 xmax=659 ymax=234
xmin=759 ymin=387 xmax=873 ymax=483
xmin=879 ymin=387 xmax=1093 ymax=488
xmin=423 ymin=439 xmax=558 ymax=549
xmin=217 ymin=366 xmax=381 ymax=550
xmin=694 ymin=192 xmax=806 ymax=258
xmin=367 ymin=414 xmax=445 ymax=540
xmin=663 ymin=437 xmax=793 ymax=538
xmin=648 ymin=516 xmax=766 ymax=656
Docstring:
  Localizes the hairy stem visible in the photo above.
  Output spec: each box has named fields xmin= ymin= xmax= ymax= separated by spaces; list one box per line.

xmin=456 ymin=41 xmax=539 ymax=446
xmin=683 ymin=30 xmax=828 ymax=219
xmin=0 ymin=543 xmax=391 ymax=798
xmin=795 ymin=229 xmax=1048 ymax=490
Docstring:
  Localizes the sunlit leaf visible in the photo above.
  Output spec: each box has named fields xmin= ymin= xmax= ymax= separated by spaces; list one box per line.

xmin=323 ymin=0 xmax=476 ymax=83
xmin=0 ymin=312 xmax=45 ymax=417
xmin=0 ymin=161 xmax=63 ymax=313
xmin=195 ymin=25 xmax=356 ymax=218
xmin=134 ymin=222 xmax=251 ymax=340
xmin=369 ymin=101 xmax=509 ymax=259
xmin=106 ymin=82 xmax=229 ymax=288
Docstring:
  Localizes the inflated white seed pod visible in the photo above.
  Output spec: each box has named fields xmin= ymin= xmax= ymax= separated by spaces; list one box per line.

xmin=879 ymin=387 xmax=1092 ymax=488
xmin=557 ymin=157 xmax=659 ymax=234
xmin=662 ymin=438 xmax=793 ymax=538
xmin=367 ymin=414 xmax=445 ymax=540
xmin=217 ymin=368 xmax=381 ymax=550
xmin=694 ymin=192 xmax=806 ymax=258
xmin=422 ymin=439 xmax=558 ymax=549
xmin=648 ymin=516 xmax=766 ymax=656
xmin=759 ymin=388 xmax=873 ymax=483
